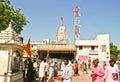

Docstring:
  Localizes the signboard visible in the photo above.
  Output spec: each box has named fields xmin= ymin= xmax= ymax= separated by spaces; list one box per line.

xmin=79 ymin=55 xmax=88 ymax=60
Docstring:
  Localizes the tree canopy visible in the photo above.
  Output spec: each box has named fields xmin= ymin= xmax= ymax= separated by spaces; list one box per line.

xmin=0 ymin=0 xmax=28 ymax=34
xmin=110 ymin=42 xmax=120 ymax=60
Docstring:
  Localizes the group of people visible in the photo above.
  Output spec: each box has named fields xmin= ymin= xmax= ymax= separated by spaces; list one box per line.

xmin=91 ymin=58 xmax=119 ymax=82
xmin=23 ymin=57 xmax=58 ymax=82
xmin=23 ymin=57 xmax=119 ymax=82
xmin=60 ymin=58 xmax=119 ymax=82
xmin=71 ymin=58 xmax=119 ymax=82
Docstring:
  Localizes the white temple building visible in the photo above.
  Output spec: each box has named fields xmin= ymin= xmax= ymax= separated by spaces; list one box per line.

xmin=31 ymin=6 xmax=110 ymax=67
xmin=56 ymin=24 xmax=68 ymax=44
xmin=31 ymin=21 xmax=110 ymax=67
xmin=0 ymin=23 xmax=24 ymax=82
xmin=0 ymin=23 xmax=23 ymax=44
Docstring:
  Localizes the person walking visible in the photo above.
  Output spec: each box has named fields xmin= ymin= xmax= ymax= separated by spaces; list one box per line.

xmin=91 ymin=58 xmax=104 ymax=82
xmin=74 ymin=61 xmax=79 ymax=76
xmin=23 ymin=58 xmax=28 ymax=80
xmin=47 ymin=63 xmax=54 ymax=82
xmin=38 ymin=58 xmax=45 ymax=82
xmin=61 ymin=58 xmax=73 ymax=82
xmin=54 ymin=62 xmax=58 ymax=78
xmin=105 ymin=59 xmax=119 ymax=82
xmin=33 ymin=59 xmax=38 ymax=79
xmin=44 ymin=59 xmax=49 ymax=82
xmin=26 ymin=58 xmax=33 ymax=82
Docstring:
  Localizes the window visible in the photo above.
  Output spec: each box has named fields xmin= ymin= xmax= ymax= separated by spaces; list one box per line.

xmin=102 ymin=45 xmax=106 ymax=52
xmin=79 ymin=46 xmax=82 ymax=50
xmin=91 ymin=46 xmax=95 ymax=50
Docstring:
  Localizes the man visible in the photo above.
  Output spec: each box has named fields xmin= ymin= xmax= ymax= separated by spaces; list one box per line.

xmin=23 ymin=58 xmax=28 ymax=79
xmin=26 ymin=58 xmax=33 ymax=82
xmin=54 ymin=62 xmax=58 ymax=78
xmin=61 ymin=58 xmax=73 ymax=82
xmin=91 ymin=58 xmax=104 ymax=82
xmin=38 ymin=58 xmax=45 ymax=82
xmin=33 ymin=59 xmax=38 ymax=79
xmin=105 ymin=59 xmax=119 ymax=82
xmin=47 ymin=63 xmax=54 ymax=82
xmin=44 ymin=59 xmax=49 ymax=82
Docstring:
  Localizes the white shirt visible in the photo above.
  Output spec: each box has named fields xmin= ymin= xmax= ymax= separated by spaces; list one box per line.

xmin=44 ymin=62 xmax=49 ymax=72
xmin=33 ymin=62 xmax=37 ymax=68
xmin=48 ymin=67 xmax=54 ymax=80
xmin=39 ymin=61 xmax=45 ymax=77
xmin=61 ymin=64 xmax=73 ymax=82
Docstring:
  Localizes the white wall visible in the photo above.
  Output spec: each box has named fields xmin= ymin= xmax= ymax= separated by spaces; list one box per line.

xmin=75 ymin=34 xmax=110 ymax=64
xmin=0 ymin=50 xmax=9 ymax=82
xmin=0 ymin=50 xmax=9 ymax=75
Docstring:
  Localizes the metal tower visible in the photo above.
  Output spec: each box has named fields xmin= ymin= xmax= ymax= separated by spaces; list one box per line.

xmin=74 ymin=6 xmax=81 ymax=40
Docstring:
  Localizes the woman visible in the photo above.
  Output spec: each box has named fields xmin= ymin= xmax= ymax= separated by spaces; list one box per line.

xmin=74 ymin=61 xmax=79 ymax=76
xmin=91 ymin=58 xmax=104 ymax=82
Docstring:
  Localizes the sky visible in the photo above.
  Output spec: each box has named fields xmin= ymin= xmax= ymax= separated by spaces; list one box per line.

xmin=10 ymin=0 xmax=120 ymax=49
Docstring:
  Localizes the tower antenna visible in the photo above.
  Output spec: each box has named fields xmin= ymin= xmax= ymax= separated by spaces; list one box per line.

xmin=73 ymin=6 xmax=81 ymax=40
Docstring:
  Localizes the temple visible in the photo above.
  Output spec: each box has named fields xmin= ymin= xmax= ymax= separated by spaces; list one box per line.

xmin=0 ymin=22 xmax=23 ymax=44
xmin=56 ymin=24 xmax=68 ymax=44
xmin=0 ymin=23 xmax=24 ymax=82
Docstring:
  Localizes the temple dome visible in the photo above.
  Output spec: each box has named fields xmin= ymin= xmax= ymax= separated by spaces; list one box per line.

xmin=0 ymin=23 xmax=22 ymax=43
xmin=56 ymin=24 xmax=68 ymax=44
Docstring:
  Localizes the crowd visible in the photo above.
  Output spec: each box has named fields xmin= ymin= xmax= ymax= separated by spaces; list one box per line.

xmin=23 ymin=57 xmax=120 ymax=82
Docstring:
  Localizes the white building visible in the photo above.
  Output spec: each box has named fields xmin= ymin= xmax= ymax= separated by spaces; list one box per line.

xmin=0 ymin=23 xmax=24 ymax=82
xmin=75 ymin=34 xmax=110 ymax=65
xmin=30 ymin=23 xmax=110 ymax=67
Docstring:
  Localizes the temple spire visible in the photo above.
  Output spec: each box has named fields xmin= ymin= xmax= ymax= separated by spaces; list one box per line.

xmin=6 ymin=22 xmax=13 ymax=31
xmin=56 ymin=18 xmax=68 ymax=44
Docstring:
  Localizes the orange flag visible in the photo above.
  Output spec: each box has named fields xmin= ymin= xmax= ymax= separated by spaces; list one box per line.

xmin=25 ymin=37 xmax=31 ymax=57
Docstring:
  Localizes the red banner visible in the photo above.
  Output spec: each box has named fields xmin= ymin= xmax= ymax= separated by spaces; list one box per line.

xmin=79 ymin=56 xmax=88 ymax=60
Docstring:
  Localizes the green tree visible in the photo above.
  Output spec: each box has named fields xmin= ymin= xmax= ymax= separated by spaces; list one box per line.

xmin=117 ymin=50 xmax=120 ymax=60
xmin=0 ymin=0 xmax=28 ymax=34
xmin=110 ymin=42 xmax=120 ymax=60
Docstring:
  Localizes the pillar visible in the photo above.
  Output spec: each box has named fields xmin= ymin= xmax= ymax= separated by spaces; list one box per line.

xmin=8 ymin=48 xmax=12 ymax=75
xmin=46 ymin=51 xmax=49 ymax=62
xmin=7 ymin=48 xmax=12 ymax=82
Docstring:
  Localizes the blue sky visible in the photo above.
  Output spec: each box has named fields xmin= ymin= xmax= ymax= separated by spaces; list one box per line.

xmin=10 ymin=0 xmax=120 ymax=48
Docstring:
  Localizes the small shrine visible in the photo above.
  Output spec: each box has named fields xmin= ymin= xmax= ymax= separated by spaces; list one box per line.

xmin=0 ymin=23 xmax=24 ymax=82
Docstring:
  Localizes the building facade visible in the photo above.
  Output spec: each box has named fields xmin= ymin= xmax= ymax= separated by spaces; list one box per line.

xmin=30 ymin=24 xmax=76 ymax=63
xmin=30 ymin=22 xmax=110 ymax=66
xmin=75 ymin=34 xmax=110 ymax=66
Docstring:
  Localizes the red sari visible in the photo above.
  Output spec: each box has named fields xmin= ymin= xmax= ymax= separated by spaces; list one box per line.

xmin=74 ymin=63 xmax=79 ymax=75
